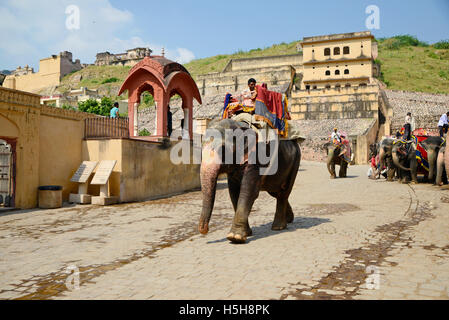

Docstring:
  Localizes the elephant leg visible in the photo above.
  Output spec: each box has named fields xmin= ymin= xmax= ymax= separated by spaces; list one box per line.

xmin=410 ymin=157 xmax=419 ymax=184
xmin=272 ymin=197 xmax=288 ymax=230
xmin=436 ymin=151 xmax=445 ymax=186
xmin=339 ymin=161 xmax=348 ymax=178
xmin=327 ymin=158 xmax=336 ymax=179
xmin=269 ymin=192 xmax=294 ymax=224
xmin=286 ymin=202 xmax=294 ymax=224
xmin=227 ymin=175 xmax=240 ymax=212
xmin=227 ymin=165 xmax=260 ymax=243
xmin=227 ymin=175 xmax=252 ymax=235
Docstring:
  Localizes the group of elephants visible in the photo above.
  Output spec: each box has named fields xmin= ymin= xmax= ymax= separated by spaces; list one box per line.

xmin=196 ymin=119 xmax=448 ymax=244
xmin=372 ymin=135 xmax=447 ymax=185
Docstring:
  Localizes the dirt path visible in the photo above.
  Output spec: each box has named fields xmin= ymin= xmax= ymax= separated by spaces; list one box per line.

xmin=0 ymin=161 xmax=448 ymax=300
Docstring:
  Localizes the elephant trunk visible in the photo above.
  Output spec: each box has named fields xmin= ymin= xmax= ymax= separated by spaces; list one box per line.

xmin=199 ymin=146 xmax=221 ymax=235
xmin=392 ymin=151 xmax=411 ymax=172
xmin=378 ymin=148 xmax=387 ymax=176
xmin=427 ymin=150 xmax=437 ymax=181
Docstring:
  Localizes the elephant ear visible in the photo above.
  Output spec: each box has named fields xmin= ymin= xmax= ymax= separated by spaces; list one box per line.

xmin=322 ymin=141 xmax=331 ymax=150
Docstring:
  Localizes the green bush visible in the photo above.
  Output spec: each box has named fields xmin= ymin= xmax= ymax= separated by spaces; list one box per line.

xmin=61 ymin=104 xmax=76 ymax=111
xmin=428 ymin=52 xmax=439 ymax=59
xmin=438 ymin=70 xmax=449 ymax=80
xmin=78 ymin=97 xmax=114 ymax=116
xmin=139 ymin=128 xmax=151 ymax=136
xmin=101 ymin=77 xmax=120 ymax=84
xmin=382 ymin=35 xmax=428 ymax=50
xmin=433 ymin=40 xmax=449 ymax=50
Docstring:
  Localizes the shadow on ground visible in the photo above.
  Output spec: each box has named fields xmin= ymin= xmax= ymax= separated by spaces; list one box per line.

xmin=207 ymin=216 xmax=330 ymax=244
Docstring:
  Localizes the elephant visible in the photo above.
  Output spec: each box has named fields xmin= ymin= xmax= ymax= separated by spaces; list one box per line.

xmin=323 ymin=142 xmax=348 ymax=179
xmin=198 ymin=119 xmax=301 ymax=244
xmin=391 ymin=140 xmax=419 ymax=184
xmin=419 ymin=136 xmax=446 ymax=184
xmin=377 ymin=137 xmax=398 ymax=181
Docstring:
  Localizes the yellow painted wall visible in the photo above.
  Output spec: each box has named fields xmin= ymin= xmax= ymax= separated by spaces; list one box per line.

xmin=301 ymin=34 xmax=374 ymax=88
xmin=302 ymin=38 xmax=373 ymax=62
xmin=82 ymin=139 xmax=201 ymax=203
xmin=39 ymin=108 xmax=86 ymax=200
xmin=3 ymin=55 xmax=73 ymax=93
xmin=0 ymin=87 xmax=41 ymax=209
xmin=303 ymin=61 xmax=372 ymax=88
xmin=0 ymin=87 xmax=96 ymax=208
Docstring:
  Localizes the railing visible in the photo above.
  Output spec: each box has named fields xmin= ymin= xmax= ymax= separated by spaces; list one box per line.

xmin=84 ymin=117 xmax=129 ymax=139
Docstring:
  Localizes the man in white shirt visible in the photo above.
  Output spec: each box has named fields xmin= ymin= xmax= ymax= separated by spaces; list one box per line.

xmin=438 ymin=112 xmax=449 ymax=137
xmin=331 ymin=128 xmax=341 ymax=143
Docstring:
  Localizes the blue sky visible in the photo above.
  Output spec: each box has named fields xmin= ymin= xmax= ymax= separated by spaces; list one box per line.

xmin=1 ymin=0 xmax=448 ymax=71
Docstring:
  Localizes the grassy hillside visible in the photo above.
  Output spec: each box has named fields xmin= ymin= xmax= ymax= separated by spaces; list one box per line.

xmin=54 ymin=36 xmax=449 ymax=97
xmin=184 ymin=42 xmax=299 ymax=77
xmin=376 ymin=36 xmax=449 ymax=94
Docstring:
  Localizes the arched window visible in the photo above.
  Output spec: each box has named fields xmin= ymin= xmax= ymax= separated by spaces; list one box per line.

xmin=312 ymin=85 xmax=317 ymax=90
xmin=335 ymin=70 xmax=340 ymax=75
xmin=334 ymin=47 xmax=340 ymax=55
xmin=343 ymin=46 xmax=350 ymax=54
xmin=325 ymin=85 xmax=331 ymax=89
xmin=324 ymin=48 xmax=331 ymax=56
xmin=325 ymin=70 xmax=331 ymax=76
xmin=335 ymin=84 xmax=341 ymax=89
xmin=345 ymin=84 xmax=351 ymax=88
xmin=344 ymin=69 xmax=349 ymax=75
xmin=359 ymin=83 xmax=367 ymax=87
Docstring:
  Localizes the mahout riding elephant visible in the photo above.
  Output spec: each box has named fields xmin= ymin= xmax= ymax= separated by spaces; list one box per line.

xmin=419 ymin=136 xmax=446 ymax=184
xmin=198 ymin=119 xmax=301 ymax=244
xmin=391 ymin=140 xmax=419 ymax=184
xmin=323 ymin=142 xmax=348 ymax=179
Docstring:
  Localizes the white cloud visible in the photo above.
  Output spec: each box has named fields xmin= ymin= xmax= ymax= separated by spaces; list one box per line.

xmin=0 ymin=0 xmax=195 ymax=70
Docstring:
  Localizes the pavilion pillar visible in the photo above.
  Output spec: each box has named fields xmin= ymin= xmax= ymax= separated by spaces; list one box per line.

xmin=128 ymin=99 xmax=137 ymax=137
xmin=133 ymin=103 xmax=139 ymax=136
xmin=183 ymin=99 xmax=193 ymax=140
xmin=155 ymin=90 xmax=168 ymax=137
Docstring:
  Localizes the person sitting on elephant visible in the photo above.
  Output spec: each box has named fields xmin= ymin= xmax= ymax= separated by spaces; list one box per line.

xmin=331 ymin=128 xmax=342 ymax=143
xmin=241 ymin=78 xmax=257 ymax=109
xmin=403 ymin=112 xmax=415 ymax=141
xmin=438 ymin=111 xmax=449 ymax=138
xmin=225 ymin=78 xmax=258 ymax=118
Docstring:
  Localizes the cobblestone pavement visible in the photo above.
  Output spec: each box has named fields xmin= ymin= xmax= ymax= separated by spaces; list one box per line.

xmin=0 ymin=161 xmax=448 ymax=300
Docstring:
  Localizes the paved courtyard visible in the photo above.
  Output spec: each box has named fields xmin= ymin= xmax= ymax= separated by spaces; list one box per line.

xmin=0 ymin=161 xmax=448 ymax=300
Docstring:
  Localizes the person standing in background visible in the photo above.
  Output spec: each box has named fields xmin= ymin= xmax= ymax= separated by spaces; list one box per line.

xmin=438 ymin=111 xmax=449 ymax=138
xmin=110 ymin=102 xmax=119 ymax=118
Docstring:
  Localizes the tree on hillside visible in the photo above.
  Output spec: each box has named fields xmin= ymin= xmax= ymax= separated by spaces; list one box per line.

xmin=78 ymin=97 xmax=114 ymax=116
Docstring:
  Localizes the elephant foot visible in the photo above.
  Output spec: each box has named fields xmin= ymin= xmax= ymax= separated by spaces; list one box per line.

xmin=227 ymin=226 xmax=252 ymax=243
xmin=271 ymin=221 xmax=287 ymax=231
xmin=330 ymin=175 xmax=336 ymax=179
xmin=286 ymin=211 xmax=294 ymax=224
xmin=227 ymin=232 xmax=247 ymax=244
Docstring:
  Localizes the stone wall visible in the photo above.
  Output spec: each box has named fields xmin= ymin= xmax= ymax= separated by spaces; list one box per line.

xmin=223 ymin=54 xmax=303 ymax=72
xmin=385 ymin=90 xmax=449 ymax=134
xmin=197 ymin=66 xmax=294 ymax=97
xmin=290 ymin=84 xmax=381 ymax=121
